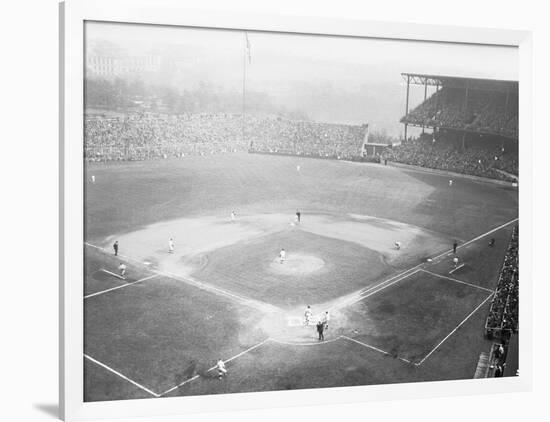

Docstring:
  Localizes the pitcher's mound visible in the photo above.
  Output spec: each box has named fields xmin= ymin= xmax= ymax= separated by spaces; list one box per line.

xmin=270 ymin=254 xmax=325 ymax=276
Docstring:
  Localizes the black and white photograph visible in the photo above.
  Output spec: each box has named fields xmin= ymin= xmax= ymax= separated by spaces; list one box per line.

xmin=81 ymin=18 xmax=520 ymax=403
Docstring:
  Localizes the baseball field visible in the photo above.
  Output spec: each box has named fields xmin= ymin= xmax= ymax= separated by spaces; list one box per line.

xmin=83 ymin=152 xmax=518 ymax=401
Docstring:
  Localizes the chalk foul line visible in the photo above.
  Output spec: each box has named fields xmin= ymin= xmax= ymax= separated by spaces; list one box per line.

xmin=84 ymin=354 xmax=160 ymax=397
xmin=415 ymin=291 xmax=495 ymax=366
xmin=340 ymin=335 xmax=412 ymax=364
xmin=84 ymin=274 xmax=159 ymax=299
xmin=159 ymin=338 xmax=271 ymax=396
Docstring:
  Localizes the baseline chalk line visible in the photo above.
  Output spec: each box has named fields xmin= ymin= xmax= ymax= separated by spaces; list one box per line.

xmin=84 ymin=354 xmax=160 ymax=397
xmin=99 ymin=268 xmax=125 ymax=280
xmin=85 ymin=274 xmax=159 ymax=299
xmin=449 ymin=264 xmax=465 ymax=274
xmin=415 ymin=291 xmax=495 ymax=366
xmin=159 ymin=338 xmax=271 ymax=396
xmin=430 ymin=218 xmax=518 ymax=262
xmin=420 ymin=269 xmax=493 ymax=293
xmin=340 ymin=335 xmax=412 ymax=364
xmin=85 ymin=242 xmax=279 ymax=313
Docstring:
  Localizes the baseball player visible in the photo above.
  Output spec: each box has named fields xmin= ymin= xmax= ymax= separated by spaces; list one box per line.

xmin=215 ymin=359 xmax=227 ymax=379
xmin=322 ymin=311 xmax=330 ymax=330
xmin=279 ymin=248 xmax=286 ymax=263
xmin=118 ymin=263 xmax=127 ymax=279
xmin=304 ymin=305 xmax=312 ymax=326
xmin=316 ymin=320 xmax=325 ymax=341
xmin=168 ymin=238 xmax=175 ymax=254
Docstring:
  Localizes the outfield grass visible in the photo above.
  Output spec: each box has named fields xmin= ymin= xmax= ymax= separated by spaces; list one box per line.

xmin=85 ymin=154 xmax=517 ymax=242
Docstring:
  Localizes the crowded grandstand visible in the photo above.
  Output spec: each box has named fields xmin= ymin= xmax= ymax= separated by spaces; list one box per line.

xmin=383 ymin=74 xmax=518 ymax=181
xmin=85 ymin=74 xmax=518 ymax=183
xmin=84 ymin=113 xmax=368 ymax=162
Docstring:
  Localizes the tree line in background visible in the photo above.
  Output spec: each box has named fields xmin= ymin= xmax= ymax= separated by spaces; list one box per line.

xmin=84 ymin=78 xmax=309 ymax=121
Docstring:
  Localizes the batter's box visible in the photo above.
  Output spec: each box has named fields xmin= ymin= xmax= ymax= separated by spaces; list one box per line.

xmin=287 ymin=315 xmax=326 ymax=327
xmin=287 ymin=316 xmax=305 ymax=327
xmin=342 ymin=270 xmax=493 ymax=364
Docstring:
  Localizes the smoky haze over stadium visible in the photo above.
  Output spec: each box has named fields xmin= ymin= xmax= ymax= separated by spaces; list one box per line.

xmin=85 ymin=22 xmax=518 ymax=136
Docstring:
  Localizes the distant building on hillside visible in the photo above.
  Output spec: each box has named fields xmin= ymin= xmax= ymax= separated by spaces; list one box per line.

xmin=86 ymin=55 xmax=161 ymax=77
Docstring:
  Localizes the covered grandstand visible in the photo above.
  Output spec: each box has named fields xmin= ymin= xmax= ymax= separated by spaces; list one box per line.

xmin=401 ymin=73 xmax=518 ymax=141
xmin=387 ymin=73 xmax=519 ymax=181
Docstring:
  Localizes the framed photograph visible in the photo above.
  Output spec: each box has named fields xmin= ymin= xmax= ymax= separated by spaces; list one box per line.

xmin=60 ymin=0 xmax=532 ymax=420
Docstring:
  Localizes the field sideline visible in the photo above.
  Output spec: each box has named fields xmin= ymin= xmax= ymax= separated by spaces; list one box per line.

xmin=84 ymin=153 xmax=518 ymax=401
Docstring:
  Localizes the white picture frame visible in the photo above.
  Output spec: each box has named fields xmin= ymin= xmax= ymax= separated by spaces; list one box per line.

xmin=60 ymin=0 xmax=533 ymax=420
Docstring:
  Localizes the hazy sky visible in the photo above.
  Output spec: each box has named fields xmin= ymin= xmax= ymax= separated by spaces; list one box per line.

xmin=86 ymin=21 xmax=518 ymax=134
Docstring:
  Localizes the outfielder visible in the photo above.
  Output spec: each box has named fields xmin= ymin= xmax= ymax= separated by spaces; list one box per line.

xmin=168 ymin=238 xmax=175 ymax=254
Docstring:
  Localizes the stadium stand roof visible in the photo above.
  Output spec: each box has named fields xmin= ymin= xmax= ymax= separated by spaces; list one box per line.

xmin=401 ymin=73 xmax=518 ymax=140
xmin=401 ymin=73 xmax=518 ymax=93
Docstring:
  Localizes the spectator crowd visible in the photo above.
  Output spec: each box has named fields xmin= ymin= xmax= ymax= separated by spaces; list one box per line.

xmin=382 ymin=133 xmax=518 ymax=181
xmin=402 ymin=87 xmax=518 ymax=139
xmin=485 ymin=225 xmax=519 ymax=339
xmin=85 ymin=113 xmax=367 ymax=162
xmin=85 ymin=113 xmax=247 ymax=161
xmin=247 ymin=117 xmax=366 ymax=160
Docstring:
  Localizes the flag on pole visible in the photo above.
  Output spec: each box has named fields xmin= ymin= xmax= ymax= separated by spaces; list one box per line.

xmin=245 ymin=32 xmax=252 ymax=64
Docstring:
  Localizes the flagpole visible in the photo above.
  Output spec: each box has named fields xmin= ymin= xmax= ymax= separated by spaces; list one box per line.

xmin=242 ymin=31 xmax=246 ymax=149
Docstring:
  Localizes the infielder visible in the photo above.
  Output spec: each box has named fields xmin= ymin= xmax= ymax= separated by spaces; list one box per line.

xmin=118 ymin=263 xmax=127 ymax=279
xmin=279 ymin=248 xmax=286 ymax=263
